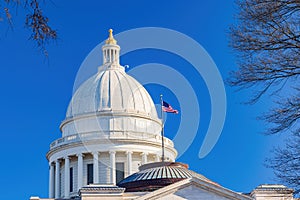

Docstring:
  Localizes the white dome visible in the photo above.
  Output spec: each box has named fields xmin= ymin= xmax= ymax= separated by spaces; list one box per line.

xmin=66 ymin=66 xmax=158 ymax=119
xmin=61 ymin=34 xmax=162 ymax=137
xmin=60 ymin=64 xmax=162 ymax=137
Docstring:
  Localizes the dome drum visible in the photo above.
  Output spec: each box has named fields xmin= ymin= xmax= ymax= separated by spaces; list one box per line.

xmin=61 ymin=113 xmax=162 ymax=137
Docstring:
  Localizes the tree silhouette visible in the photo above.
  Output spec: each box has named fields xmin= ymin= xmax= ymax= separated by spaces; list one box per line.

xmin=229 ymin=0 xmax=300 ymax=195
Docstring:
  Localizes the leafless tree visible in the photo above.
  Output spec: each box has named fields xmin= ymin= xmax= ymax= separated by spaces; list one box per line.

xmin=1 ymin=0 xmax=57 ymax=55
xmin=229 ymin=0 xmax=300 ymax=195
xmin=265 ymin=133 xmax=300 ymax=194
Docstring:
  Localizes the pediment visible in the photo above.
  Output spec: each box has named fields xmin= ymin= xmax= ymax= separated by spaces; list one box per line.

xmin=136 ymin=177 xmax=253 ymax=200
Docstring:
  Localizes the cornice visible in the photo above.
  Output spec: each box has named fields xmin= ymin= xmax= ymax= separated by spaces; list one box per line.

xmin=46 ymin=138 xmax=177 ymax=160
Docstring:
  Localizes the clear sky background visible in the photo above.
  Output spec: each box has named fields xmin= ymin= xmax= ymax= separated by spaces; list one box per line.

xmin=0 ymin=1 xmax=286 ymax=199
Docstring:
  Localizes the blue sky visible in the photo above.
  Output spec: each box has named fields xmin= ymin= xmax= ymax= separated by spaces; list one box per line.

xmin=0 ymin=1 xmax=285 ymax=199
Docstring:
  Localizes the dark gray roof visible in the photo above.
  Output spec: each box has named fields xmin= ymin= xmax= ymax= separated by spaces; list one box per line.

xmin=118 ymin=165 xmax=192 ymax=185
xmin=117 ymin=162 xmax=217 ymax=192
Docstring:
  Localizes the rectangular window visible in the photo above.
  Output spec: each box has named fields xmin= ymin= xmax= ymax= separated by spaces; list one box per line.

xmin=59 ymin=172 xmax=62 ymax=196
xmin=87 ymin=164 xmax=93 ymax=185
xmin=116 ymin=162 xmax=124 ymax=184
xmin=70 ymin=167 xmax=73 ymax=192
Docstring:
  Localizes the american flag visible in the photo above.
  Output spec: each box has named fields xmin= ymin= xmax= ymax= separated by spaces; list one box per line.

xmin=162 ymin=101 xmax=179 ymax=114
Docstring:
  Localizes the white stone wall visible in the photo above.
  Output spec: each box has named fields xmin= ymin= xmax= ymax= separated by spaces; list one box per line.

xmin=148 ymin=155 xmax=156 ymax=163
xmin=155 ymin=185 xmax=232 ymax=200
xmin=99 ymin=153 xmax=110 ymax=184
xmin=166 ymin=185 xmax=234 ymax=200
xmin=132 ymin=153 xmax=142 ymax=175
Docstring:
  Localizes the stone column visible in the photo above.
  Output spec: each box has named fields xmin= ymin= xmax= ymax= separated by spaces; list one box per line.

xmin=109 ymin=49 xmax=112 ymax=62
xmin=109 ymin=151 xmax=116 ymax=185
xmin=103 ymin=49 xmax=106 ymax=63
xmin=77 ymin=153 xmax=83 ymax=190
xmin=64 ymin=156 xmax=70 ymax=198
xmin=126 ymin=151 xmax=132 ymax=176
xmin=55 ymin=160 xmax=60 ymax=199
xmin=141 ymin=152 xmax=148 ymax=165
xmin=93 ymin=152 xmax=99 ymax=184
xmin=49 ymin=162 xmax=55 ymax=198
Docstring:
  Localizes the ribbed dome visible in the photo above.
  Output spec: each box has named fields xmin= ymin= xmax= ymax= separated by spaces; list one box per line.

xmin=117 ymin=162 xmax=213 ymax=192
xmin=60 ymin=30 xmax=163 ymax=137
xmin=66 ymin=66 xmax=158 ymax=119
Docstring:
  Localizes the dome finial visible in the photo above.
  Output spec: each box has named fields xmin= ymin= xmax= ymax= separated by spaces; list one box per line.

xmin=106 ymin=28 xmax=117 ymax=45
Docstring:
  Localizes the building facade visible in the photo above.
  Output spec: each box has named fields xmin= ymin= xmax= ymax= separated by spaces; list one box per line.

xmin=31 ymin=30 xmax=297 ymax=200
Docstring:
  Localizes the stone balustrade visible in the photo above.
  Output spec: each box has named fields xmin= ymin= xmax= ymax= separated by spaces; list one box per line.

xmin=50 ymin=131 xmax=174 ymax=149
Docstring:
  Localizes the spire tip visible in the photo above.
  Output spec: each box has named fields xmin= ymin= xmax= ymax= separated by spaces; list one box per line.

xmin=106 ymin=28 xmax=117 ymax=45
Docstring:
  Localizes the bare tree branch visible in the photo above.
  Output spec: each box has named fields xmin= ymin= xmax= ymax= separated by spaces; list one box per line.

xmin=229 ymin=0 xmax=300 ymax=127
xmin=0 ymin=0 xmax=57 ymax=55
xmin=265 ymin=133 xmax=300 ymax=193
xmin=260 ymin=88 xmax=300 ymax=134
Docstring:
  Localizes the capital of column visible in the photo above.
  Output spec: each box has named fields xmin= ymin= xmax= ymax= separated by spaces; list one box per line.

xmin=141 ymin=152 xmax=148 ymax=156
xmin=77 ymin=153 xmax=84 ymax=157
xmin=55 ymin=159 xmax=61 ymax=164
xmin=64 ymin=156 xmax=70 ymax=160
xmin=92 ymin=152 xmax=99 ymax=156
xmin=109 ymin=151 xmax=116 ymax=155
xmin=126 ymin=151 xmax=133 ymax=155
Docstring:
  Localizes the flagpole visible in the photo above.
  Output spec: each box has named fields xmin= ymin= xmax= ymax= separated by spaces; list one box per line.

xmin=160 ymin=94 xmax=165 ymax=163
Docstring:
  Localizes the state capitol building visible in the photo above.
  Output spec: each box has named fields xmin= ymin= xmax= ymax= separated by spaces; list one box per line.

xmin=30 ymin=30 xmax=298 ymax=200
